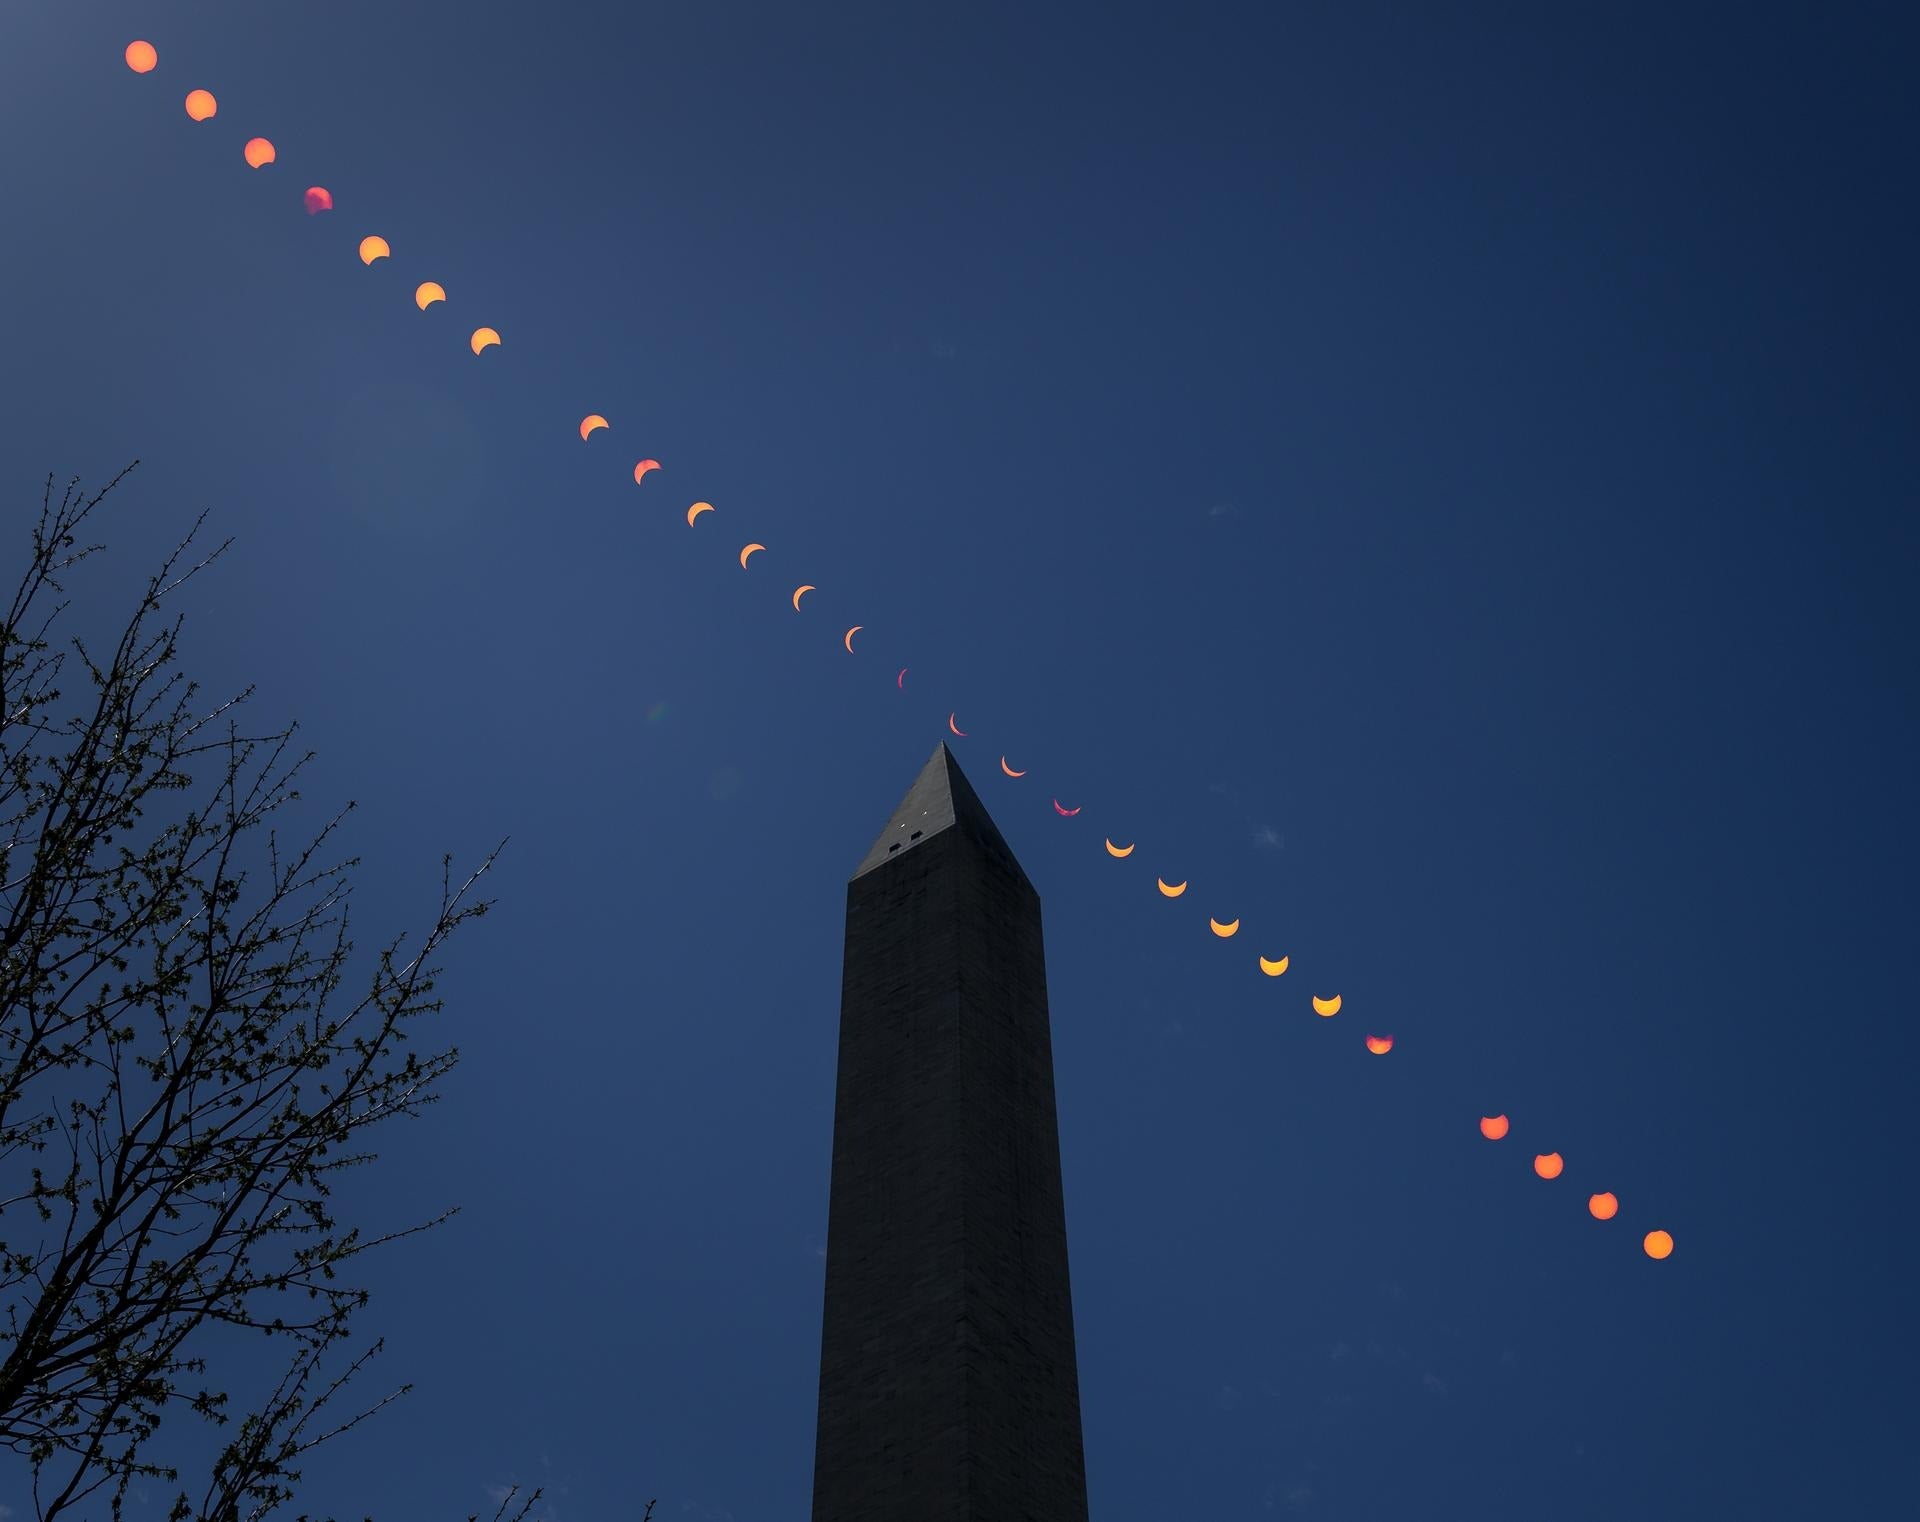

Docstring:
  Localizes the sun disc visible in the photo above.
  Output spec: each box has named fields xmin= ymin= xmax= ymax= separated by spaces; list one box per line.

xmin=243 ymin=137 xmax=276 ymax=169
xmin=1105 ymin=839 xmax=1134 ymax=858
xmin=579 ymin=413 xmax=609 ymax=441
xmin=303 ymin=186 xmax=333 ymax=215
xmin=469 ymin=326 xmax=501 ymax=355
xmin=1258 ymin=955 xmax=1289 ymax=976
xmin=1365 ymin=1034 xmax=1394 ymax=1055
xmin=414 ymin=281 xmax=446 ymax=310
xmin=1209 ymin=917 xmax=1239 ymax=937
xmin=184 ymin=89 xmax=217 ymax=122
xmin=358 ymin=235 xmax=391 ymax=265
xmin=1533 ymin=1152 xmax=1564 ymax=1180
xmin=125 ymin=41 xmax=158 ymax=74
xmin=1588 ymin=1192 xmax=1619 ymax=1220
xmin=1479 ymin=1114 xmax=1510 ymax=1140
xmin=1311 ymin=994 xmax=1342 ymax=1017
xmin=1643 ymin=1230 xmax=1674 ymax=1260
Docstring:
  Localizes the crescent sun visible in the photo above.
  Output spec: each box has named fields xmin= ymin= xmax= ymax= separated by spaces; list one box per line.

xmin=687 ymin=502 xmax=715 ymax=526
xmin=1312 ymin=994 xmax=1343 ymax=1017
xmin=897 ymin=667 xmax=908 ymax=689
xmin=1258 ymin=955 xmax=1289 ymax=976
xmin=792 ymin=584 xmax=816 ymax=611
xmin=1157 ymin=878 xmax=1187 ymax=898
xmin=579 ymin=413 xmax=609 ymax=441
xmin=1000 ymin=757 xmax=1026 ymax=778
xmin=844 ymin=626 xmax=862 ymax=653
xmin=1104 ymin=839 xmax=1134 ymax=858
xmin=1210 ymin=917 xmax=1239 ymax=938
xmin=948 ymin=713 xmax=966 ymax=737
xmin=739 ymin=543 xmax=765 ymax=568
xmin=633 ymin=459 xmax=661 ymax=486
xmin=1053 ymin=799 xmax=1080 ymax=817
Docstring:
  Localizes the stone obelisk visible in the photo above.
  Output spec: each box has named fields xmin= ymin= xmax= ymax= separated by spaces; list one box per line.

xmin=810 ymin=742 xmax=1090 ymax=1521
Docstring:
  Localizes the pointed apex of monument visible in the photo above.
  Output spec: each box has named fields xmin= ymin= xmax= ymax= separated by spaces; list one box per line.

xmin=852 ymin=742 xmax=1025 ymax=883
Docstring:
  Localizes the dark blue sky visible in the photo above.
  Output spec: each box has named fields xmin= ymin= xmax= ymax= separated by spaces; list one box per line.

xmin=3 ymin=3 xmax=1914 ymax=1517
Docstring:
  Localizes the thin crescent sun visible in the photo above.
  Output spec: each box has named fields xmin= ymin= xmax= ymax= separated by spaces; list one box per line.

xmin=844 ymin=626 xmax=862 ymax=653
xmin=792 ymin=584 xmax=815 ymax=611
xmin=948 ymin=713 xmax=966 ymax=737
xmin=579 ymin=414 xmax=609 ymax=441
xmin=1105 ymin=839 xmax=1134 ymax=857
xmin=1000 ymin=757 xmax=1026 ymax=778
xmin=1312 ymin=994 xmax=1342 ymax=1017
xmin=1053 ymin=799 xmax=1081 ymax=817
xmin=897 ymin=667 xmax=908 ymax=689
xmin=1157 ymin=878 xmax=1187 ymax=898
xmin=1258 ymin=955 xmax=1289 ymax=976
xmin=1209 ymin=917 xmax=1239 ymax=937
xmin=739 ymin=543 xmax=765 ymax=568
xmin=687 ymin=502 xmax=715 ymax=526
xmin=634 ymin=459 xmax=661 ymax=485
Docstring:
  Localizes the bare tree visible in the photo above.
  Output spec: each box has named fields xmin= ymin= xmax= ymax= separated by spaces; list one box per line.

xmin=0 ymin=465 xmax=502 ymax=1520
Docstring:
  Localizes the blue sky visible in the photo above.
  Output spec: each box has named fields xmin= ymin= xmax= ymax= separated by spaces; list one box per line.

xmin=1 ymin=2 xmax=1914 ymax=1517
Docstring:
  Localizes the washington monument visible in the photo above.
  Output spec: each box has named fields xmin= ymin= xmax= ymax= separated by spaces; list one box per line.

xmin=810 ymin=742 xmax=1091 ymax=1520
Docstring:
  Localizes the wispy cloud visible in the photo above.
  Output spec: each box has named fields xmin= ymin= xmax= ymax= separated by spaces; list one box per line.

xmin=1207 ymin=500 xmax=1241 ymax=518
xmin=1423 ymin=1371 xmax=1449 ymax=1397
xmin=1253 ymin=825 xmax=1283 ymax=851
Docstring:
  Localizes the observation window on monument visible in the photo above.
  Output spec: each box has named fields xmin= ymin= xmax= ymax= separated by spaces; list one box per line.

xmin=910 ymin=830 xmax=922 ymax=840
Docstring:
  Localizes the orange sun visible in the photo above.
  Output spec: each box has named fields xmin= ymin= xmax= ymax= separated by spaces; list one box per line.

xmin=1479 ymin=1114 xmax=1509 ymax=1141
xmin=124 ymin=41 xmax=158 ymax=74
xmin=1643 ymin=1230 xmax=1674 ymax=1260
xmin=184 ymin=89 xmax=217 ymax=122
xmin=1588 ymin=1192 xmax=1619 ymax=1220
xmin=1533 ymin=1152 xmax=1564 ymax=1180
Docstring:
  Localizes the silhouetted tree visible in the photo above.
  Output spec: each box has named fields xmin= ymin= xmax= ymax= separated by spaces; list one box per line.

xmin=0 ymin=466 xmax=502 ymax=1520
